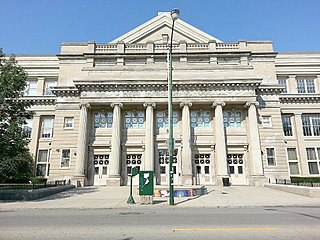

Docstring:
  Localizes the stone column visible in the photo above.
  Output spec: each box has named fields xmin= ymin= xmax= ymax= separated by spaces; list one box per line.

xmin=180 ymin=102 xmax=193 ymax=185
xmin=245 ymin=102 xmax=264 ymax=184
xmin=143 ymin=103 xmax=156 ymax=171
xmin=108 ymin=103 xmax=123 ymax=186
xmin=212 ymin=101 xmax=228 ymax=182
xmin=75 ymin=103 xmax=90 ymax=186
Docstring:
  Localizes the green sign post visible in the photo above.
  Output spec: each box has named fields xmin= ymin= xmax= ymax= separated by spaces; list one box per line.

xmin=139 ymin=171 xmax=154 ymax=196
xmin=127 ymin=167 xmax=138 ymax=204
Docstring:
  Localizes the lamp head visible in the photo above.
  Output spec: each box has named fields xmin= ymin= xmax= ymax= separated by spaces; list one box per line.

xmin=170 ymin=9 xmax=180 ymax=21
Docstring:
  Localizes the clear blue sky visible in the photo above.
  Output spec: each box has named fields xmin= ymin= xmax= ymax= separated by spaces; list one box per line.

xmin=1 ymin=0 xmax=320 ymax=54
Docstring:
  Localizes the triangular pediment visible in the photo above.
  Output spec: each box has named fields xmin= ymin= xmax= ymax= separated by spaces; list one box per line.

xmin=110 ymin=12 xmax=222 ymax=44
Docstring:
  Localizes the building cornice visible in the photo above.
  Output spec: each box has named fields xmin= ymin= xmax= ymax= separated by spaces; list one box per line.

xmin=73 ymin=79 xmax=261 ymax=92
xmin=280 ymin=94 xmax=320 ymax=104
xmin=257 ymin=85 xmax=284 ymax=95
xmin=51 ymin=87 xmax=79 ymax=97
xmin=18 ymin=96 xmax=56 ymax=105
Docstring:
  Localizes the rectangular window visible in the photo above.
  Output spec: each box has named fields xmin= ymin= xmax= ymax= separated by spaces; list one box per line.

xmin=190 ymin=111 xmax=211 ymax=128
xmin=41 ymin=116 xmax=54 ymax=138
xmin=287 ymin=148 xmax=300 ymax=175
xmin=262 ymin=116 xmax=272 ymax=127
xmin=156 ymin=111 xmax=179 ymax=129
xmin=282 ymin=115 xmax=293 ymax=136
xmin=125 ymin=111 xmax=145 ymax=128
xmin=44 ymin=80 xmax=57 ymax=96
xmin=36 ymin=149 xmax=50 ymax=177
xmin=297 ymin=79 xmax=315 ymax=93
xmin=266 ymin=148 xmax=276 ymax=166
xmin=302 ymin=115 xmax=320 ymax=136
xmin=64 ymin=117 xmax=74 ymax=129
xmin=94 ymin=112 xmax=113 ymax=128
xmin=24 ymin=80 xmax=37 ymax=96
xmin=306 ymin=147 xmax=320 ymax=174
xmin=61 ymin=149 xmax=71 ymax=168
xmin=23 ymin=118 xmax=33 ymax=138
xmin=223 ymin=111 xmax=242 ymax=128
xmin=278 ymin=79 xmax=287 ymax=93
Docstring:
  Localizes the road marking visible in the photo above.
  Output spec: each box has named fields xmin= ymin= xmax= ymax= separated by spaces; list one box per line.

xmin=173 ymin=227 xmax=279 ymax=232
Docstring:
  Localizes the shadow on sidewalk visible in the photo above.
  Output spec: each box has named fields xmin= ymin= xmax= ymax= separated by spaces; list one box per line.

xmin=33 ymin=187 xmax=98 ymax=202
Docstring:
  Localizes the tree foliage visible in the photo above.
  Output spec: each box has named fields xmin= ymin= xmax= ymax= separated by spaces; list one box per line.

xmin=0 ymin=48 xmax=33 ymax=183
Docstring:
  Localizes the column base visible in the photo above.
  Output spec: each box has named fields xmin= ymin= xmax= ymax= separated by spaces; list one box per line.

xmin=250 ymin=175 xmax=266 ymax=186
xmin=181 ymin=175 xmax=193 ymax=185
xmin=106 ymin=176 xmax=121 ymax=186
xmin=216 ymin=175 xmax=230 ymax=187
xmin=72 ymin=175 xmax=86 ymax=187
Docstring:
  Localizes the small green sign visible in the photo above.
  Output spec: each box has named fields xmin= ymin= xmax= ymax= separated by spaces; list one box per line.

xmin=139 ymin=171 xmax=154 ymax=196
xmin=131 ymin=166 xmax=138 ymax=176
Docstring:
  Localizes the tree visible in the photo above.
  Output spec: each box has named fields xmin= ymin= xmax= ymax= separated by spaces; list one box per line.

xmin=0 ymin=48 xmax=34 ymax=183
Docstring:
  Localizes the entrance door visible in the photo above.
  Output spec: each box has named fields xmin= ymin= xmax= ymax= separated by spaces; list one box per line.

xmin=227 ymin=154 xmax=246 ymax=185
xmin=194 ymin=154 xmax=211 ymax=185
xmin=159 ymin=149 xmax=178 ymax=185
xmin=126 ymin=154 xmax=142 ymax=185
xmin=93 ymin=155 xmax=109 ymax=186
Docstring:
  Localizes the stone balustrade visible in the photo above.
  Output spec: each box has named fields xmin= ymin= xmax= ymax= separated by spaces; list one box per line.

xmin=94 ymin=42 xmax=243 ymax=54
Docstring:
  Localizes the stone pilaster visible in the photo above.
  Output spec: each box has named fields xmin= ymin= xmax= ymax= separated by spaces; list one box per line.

xmin=180 ymin=102 xmax=193 ymax=185
xmin=75 ymin=103 xmax=90 ymax=186
xmin=212 ymin=101 xmax=228 ymax=182
xmin=108 ymin=103 xmax=123 ymax=186
xmin=143 ymin=103 xmax=156 ymax=171
xmin=245 ymin=101 xmax=264 ymax=185
xmin=293 ymin=113 xmax=308 ymax=175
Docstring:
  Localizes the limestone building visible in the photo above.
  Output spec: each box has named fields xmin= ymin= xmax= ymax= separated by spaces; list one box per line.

xmin=18 ymin=12 xmax=320 ymax=186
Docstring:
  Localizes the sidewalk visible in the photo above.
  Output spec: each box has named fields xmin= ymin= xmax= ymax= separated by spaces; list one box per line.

xmin=0 ymin=186 xmax=319 ymax=211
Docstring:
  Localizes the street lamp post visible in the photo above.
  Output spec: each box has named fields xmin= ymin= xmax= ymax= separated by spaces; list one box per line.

xmin=168 ymin=8 xmax=180 ymax=206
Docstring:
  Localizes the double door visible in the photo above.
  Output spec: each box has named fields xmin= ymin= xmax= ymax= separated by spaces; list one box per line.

xmin=159 ymin=149 xmax=179 ymax=185
xmin=194 ymin=154 xmax=211 ymax=185
xmin=93 ymin=155 xmax=109 ymax=186
xmin=227 ymin=154 xmax=246 ymax=185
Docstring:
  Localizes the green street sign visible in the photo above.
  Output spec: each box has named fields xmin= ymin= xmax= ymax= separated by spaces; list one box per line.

xmin=139 ymin=171 xmax=154 ymax=196
xmin=132 ymin=166 xmax=138 ymax=176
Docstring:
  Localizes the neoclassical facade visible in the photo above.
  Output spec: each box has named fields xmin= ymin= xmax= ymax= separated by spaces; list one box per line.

xmin=18 ymin=12 xmax=320 ymax=186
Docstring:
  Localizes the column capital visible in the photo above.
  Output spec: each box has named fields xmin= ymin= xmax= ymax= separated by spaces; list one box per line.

xmin=245 ymin=101 xmax=259 ymax=108
xmin=110 ymin=102 xmax=123 ymax=108
xmin=143 ymin=102 xmax=156 ymax=108
xmin=212 ymin=101 xmax=225 ymax=108
xmin=79 ymin=103 xmax=91 ymax=109
xmin=180 ymin=102 xmax=192 ymax=108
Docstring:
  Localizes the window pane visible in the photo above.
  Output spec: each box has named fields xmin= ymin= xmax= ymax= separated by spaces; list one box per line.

xmin=61 ymin=149 xmax=70 ymax=167
xmin=297 ymin=79 xmax=306 ymax=93
xmin=282 ymin=115 xmax=293 ymax=136
xmin=64 ymin=117 xmax=73 ymax=128
xmin=306 ymin=79 xmax=315 ymax=93
xmin=306 ymin=148 xmax=316 ymax=160
xmin=312 ymin=116 xmax=320 ymax=136
xmin=302 ymin=116 xmax=312 ymax=136
xmin=287 ymin=148 xmax=297 ymax=160
xmin=45 ymin=81 xmax=57 ymax=95
xmin=308 ymin=162 xmax=319 ymax=174
xmin=36 ymin=164 xmax=47 ymax=177
xmin=278 ymin=79 xmax=287 ymax=93
xmin=289 ymin=162 xmax=300 ymax=175
xmin=38 ymin=150 xmax=48 ymax=162
xmin=267 ymin=148 xmax=276 ymax=166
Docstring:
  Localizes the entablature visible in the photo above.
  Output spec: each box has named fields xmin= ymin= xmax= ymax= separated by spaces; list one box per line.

xmin=280 ymin=94 xmax=320 ymax=104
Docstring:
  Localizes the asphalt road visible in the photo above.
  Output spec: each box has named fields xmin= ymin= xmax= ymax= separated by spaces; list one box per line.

xmin=1 ymin=207 xmax=319 ymax=240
